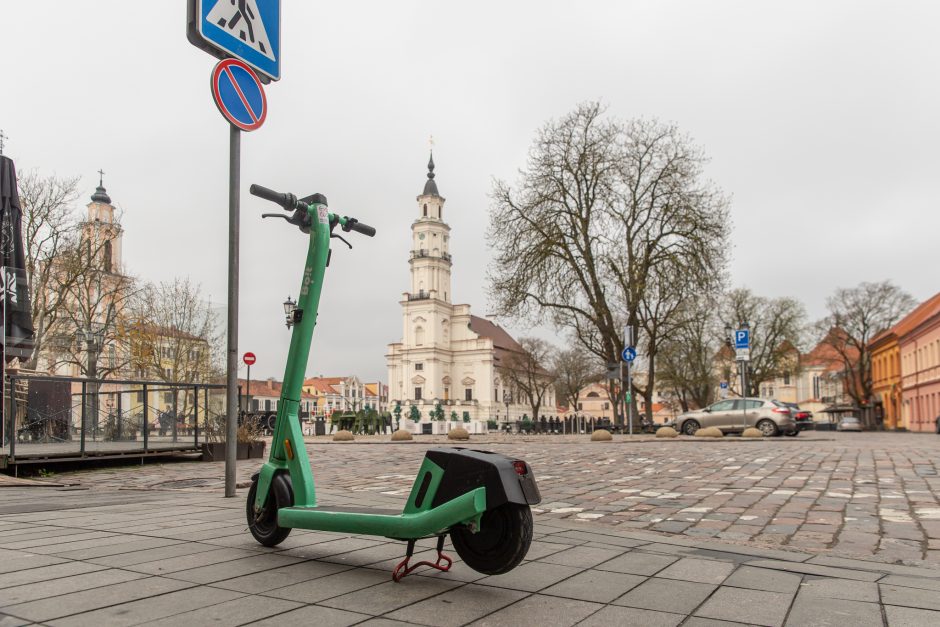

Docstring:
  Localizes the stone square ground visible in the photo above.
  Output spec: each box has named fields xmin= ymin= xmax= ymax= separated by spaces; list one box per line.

xmin=1 ymin=431 xmax=939 ymax=625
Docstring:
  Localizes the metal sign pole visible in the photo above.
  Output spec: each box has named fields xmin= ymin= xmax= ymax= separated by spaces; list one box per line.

xmin=627 ymin=361 xmax=633 ymax=435
xmin=225 ymin=125 xmax=241 ymax=498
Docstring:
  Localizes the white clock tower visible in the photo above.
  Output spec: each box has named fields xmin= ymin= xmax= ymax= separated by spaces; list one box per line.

xmin=386 ymin=153 xmax=557 ymax=434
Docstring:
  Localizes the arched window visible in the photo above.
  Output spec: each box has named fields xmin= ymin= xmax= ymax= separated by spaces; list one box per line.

xmin=423 ymin=204 xmax=428 ymax=217
xmin=586 ymin=391 xmax=600 ymax=398
xmin=103 ymin=240 xmax=112 ymax=272
xmin=415 ymin=326 xmax=425 ymax=345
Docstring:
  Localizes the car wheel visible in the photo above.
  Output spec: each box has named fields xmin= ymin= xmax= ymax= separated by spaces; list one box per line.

xmin=681 ymin=420 xmax=700 ymax=436
xmin=756 ymin=419 xmax=779 ymax=437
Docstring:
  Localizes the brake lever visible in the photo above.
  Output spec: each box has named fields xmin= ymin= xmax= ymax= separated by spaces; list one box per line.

xmin=331 ymin=233 xmax=353 ymax=249
xmin=262 ymin=213 xmax=290 ymax=221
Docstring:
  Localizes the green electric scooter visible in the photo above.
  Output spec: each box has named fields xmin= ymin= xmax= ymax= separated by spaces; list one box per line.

xmin=245 ymin=184 xmax=542 ymax=582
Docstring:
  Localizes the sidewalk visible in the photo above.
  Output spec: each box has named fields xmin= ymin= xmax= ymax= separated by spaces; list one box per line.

xmin=2 ymin=485 xmax=940 ymax=626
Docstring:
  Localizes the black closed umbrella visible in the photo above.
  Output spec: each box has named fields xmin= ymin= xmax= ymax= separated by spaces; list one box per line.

xmin=0 ymin=154 xmax=35 ymax=365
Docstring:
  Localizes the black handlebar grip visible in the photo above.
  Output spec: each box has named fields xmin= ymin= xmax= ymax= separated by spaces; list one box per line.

xmin=349 ymin=221 xmax=376 ymax=237
xmin=249 ymin=184 xmax=292 ymax=210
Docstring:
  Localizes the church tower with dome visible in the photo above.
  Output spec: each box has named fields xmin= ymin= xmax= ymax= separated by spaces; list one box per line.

xmin=386 ymin=154 xmax=556 ymax=433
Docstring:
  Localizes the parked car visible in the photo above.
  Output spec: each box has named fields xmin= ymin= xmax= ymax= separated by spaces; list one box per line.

xmin=675 ymin=398 xmax=796 ymax=437
xmin=837 ymin=415 xmax=863 ymax=432
xmin=783 ymin=402 xmax=814 ymax=435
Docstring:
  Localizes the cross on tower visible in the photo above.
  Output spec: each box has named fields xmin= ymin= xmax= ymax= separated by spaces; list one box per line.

xmin=0 ymin=130 xmax=7 ymax=155
xmin=429 ymin=134 xmax=434 ymax=150
xmin=98 ymin=168 xmax=105 ymax=187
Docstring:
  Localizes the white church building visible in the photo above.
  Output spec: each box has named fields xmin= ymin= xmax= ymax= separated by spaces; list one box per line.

xmin=386 ymin=154 xmax=556 ymax=434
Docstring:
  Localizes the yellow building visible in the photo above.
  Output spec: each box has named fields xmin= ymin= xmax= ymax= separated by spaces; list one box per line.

xmin=870 ymin=329 xmax=901 ymax=430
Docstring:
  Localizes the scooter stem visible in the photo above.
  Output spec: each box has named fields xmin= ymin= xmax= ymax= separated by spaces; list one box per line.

xmin=263 ymin=202 xmax=333 ymax=507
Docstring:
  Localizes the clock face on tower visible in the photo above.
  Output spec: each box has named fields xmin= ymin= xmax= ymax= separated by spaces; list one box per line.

xmin=418 ymin=233 xmax=425 ymax=240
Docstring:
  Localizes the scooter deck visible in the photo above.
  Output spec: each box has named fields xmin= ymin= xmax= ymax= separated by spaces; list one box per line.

xmin=278 ymin=487 xmax=487 ymax=539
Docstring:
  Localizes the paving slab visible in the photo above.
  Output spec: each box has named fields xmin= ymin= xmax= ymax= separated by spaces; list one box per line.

xmin=210 ymin=559 xmax=351 ymax=593
xmin=137 ymin=595 xmax=304 ymax=627
xmin=542 ymin=569 xmax=645 ymax=603
xmin=595 ymin=550 xmax=678 ymax=575
xmin=884 ymin=605 xmax=940 ymax=626
xmin=656 ymin=557 xmax=736 ymax=584
xmin=318 ymin=577 xmax=460 ymax=616
xmin=694 ymin=586 xmax=793 ymax=627
xmin=578 ymin=605 xmax=684 ymax=627
xmin=880 ymin=582 xmax=940 ymax=611
xmin=0 ymin=568 xmax=148 ymax=606
xmin=384 ymin=583 xmax=527 ymax=627
xmin=476 ymin=560 xmax=582 ymax=592
xmin=799 ymin=576 xmax=880 ymax=602
xmin=612 ymin=578 xmax=717 ymax=614
xmin=47 ymin=585 xmax=243 ymax=627
xmin=1 ymin=576 xmax=190 ymax=623
xmin=243 ymin=604 xmax=372 ymax=627
xmin=722 ymin=564 xmax=803 ymax=593
xmin=262 ymin=567 xmax=388 ymax=604
xmin=784 ymin=593 xmax=883 ymax=627
xmin=467 ymin=593 xmax=602 ymax=627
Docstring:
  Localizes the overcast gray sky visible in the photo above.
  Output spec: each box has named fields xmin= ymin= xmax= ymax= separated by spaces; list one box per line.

xmin=2 ymin=1 xmax=938 ymax=381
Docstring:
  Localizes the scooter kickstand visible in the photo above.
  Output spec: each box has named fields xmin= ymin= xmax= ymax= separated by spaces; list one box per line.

xmin=392 ymin=536 xmax=453 ymax=582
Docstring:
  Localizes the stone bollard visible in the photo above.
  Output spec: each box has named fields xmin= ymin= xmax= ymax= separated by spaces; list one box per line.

xmin=696 ymin=427 xmax=724 ymax=438
xmin=332 ymin=430 xmax=355 ymax=441
xmin=447 ymin=427 xmax=470 ymax=440
xmin=655 ymin=426 xmax=678 ymax=438
xmin=591 ymin=429 xmax=613 ymax=441
xmin=742 ymin=427 xmax=763 ymax=438
xmin=390 ymin=429 xmax=413 ymax=441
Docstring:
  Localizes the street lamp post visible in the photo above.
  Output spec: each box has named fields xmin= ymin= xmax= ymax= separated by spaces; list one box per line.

xmin=503 ymin=390 xmax=512 ymax=432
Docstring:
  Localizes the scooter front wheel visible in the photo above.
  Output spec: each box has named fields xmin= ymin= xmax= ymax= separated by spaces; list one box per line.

xmin=450 ymin=503 xmax=532 ymax=575
xmin=246 ymin=474 xmax=293 ymax=547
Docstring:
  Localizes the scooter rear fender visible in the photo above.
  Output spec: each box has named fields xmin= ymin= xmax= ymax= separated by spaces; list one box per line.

xmin=420 ymin=447 xmax=541 ymax=511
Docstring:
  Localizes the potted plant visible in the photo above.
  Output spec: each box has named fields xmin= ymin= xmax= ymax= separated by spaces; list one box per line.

xmin=236 ymin=419 xmax=266 ymax=459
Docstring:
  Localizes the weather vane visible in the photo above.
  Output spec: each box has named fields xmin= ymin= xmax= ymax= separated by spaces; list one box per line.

xmin=0 ymin=130 xmax=7 ymax=155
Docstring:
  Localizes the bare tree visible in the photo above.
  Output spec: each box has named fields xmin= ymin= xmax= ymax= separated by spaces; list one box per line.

xmin=719 ymin=288 xmax=805 ymax=396
xmin=817 ymin=281 xmax=916 ymax=421
xmin=499 ymin=337 xmax=557 ymax=421
xmin=656 ymin=297 xmax=721 ymax=411
xmin=488 ymin=102 xmax=729 ymax=422
xmin=553 ymin=344 xmax=601 ymax=412
xmin=126 ymin=279 xmax=222 ymax=413
xmin=16 ymin=170 xmax=82 ymax=369
xmin=46 ymin=240 xmax=136 ymax=380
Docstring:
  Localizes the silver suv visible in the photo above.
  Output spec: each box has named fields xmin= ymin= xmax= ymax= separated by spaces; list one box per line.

xmin=675 ymin=398 xmax=795 ymax=437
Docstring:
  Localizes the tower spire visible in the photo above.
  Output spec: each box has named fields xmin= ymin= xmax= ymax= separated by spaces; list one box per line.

xmin=91 ymin=168 xmax=111 ymax=204
xmin=422 ymin=150 xmax=439 ymax=196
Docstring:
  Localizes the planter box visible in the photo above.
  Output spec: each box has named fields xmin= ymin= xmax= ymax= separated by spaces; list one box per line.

xmin=200 ymin=441 xmax=266 ymax=461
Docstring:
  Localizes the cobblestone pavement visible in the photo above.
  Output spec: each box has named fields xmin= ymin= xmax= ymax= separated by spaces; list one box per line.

xmin=35 ymin=431 xmax=940 ymax=567
xmin=2 ymin=485 xmax=940 ymax=626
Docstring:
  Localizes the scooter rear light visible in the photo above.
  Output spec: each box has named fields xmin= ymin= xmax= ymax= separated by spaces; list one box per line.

xmin=512 ymin=461 xmax=528 ymax=476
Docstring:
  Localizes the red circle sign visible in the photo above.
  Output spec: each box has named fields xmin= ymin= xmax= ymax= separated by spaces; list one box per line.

xmin=210 ymin=59 xmax=267 ymax=132
xmin=243 ymin=352 xmax=256 ymax=366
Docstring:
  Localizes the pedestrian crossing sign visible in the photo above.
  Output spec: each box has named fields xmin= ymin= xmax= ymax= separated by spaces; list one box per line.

xmin=188 ymin=0 xmax=281 ymax=81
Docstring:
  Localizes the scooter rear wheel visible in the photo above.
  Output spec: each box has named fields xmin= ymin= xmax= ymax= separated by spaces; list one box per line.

xmin=450 ymin=503 xmax=532 ymax=575
xmin=246 ymin=474 xmax=293 ymax=547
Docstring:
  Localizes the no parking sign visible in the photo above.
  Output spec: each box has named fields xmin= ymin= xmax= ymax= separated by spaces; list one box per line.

xmin=211 ymin=59 xmax=267 ymax=131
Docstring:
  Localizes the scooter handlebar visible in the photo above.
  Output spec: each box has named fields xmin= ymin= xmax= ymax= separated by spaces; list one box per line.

xmin=344 ymin=218 xmax=376 ymax=237
xmin=249 ymin=184 xmax=296 ymax=211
